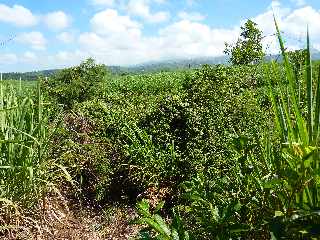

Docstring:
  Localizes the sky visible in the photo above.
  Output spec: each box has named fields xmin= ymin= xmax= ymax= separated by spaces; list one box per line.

xmin=0 ymin=0 xmax=319 ymax=72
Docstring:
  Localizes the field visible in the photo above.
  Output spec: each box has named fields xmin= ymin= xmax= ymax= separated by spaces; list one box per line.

xmin=1 ymin=27 xmax=320 ymax=239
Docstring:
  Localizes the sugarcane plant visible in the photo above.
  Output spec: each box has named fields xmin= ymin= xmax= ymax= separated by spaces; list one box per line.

xmin=266 ymin=17 xmax=320 ymax=237
xmin=0 ymin=80 xmax=49 ymax=207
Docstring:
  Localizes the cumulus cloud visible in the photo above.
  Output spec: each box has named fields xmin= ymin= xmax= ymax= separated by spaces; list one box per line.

xmin=44 ymin=11 xmax=72 ymax=31
xmin=78 ymin=8 xmax=238 ymax=65
xmin=284 ymin=6 xmax=320 ymax=37
xmin=76 ymin=1 xmax=320 ymax=67
xmin=17 ymin=32 xmax=47 ymax=50
xmin=0 ymin=4 xmax=37 ymax=27
xmin=154 ymin=0 xmax=167 ymax=3
xmin=53 ymin=50 xmax=85 ymax=65
xmin=158 ymin=20 xmax=238 ymax=58
xmin=127 ymin=0 xmax=170 ymax=23
xmin=5 ymin=0 xmax=320 ymax=72
xmin=90 ymin=9 xmax=141 ymax=37
xmin=186 ymin=0 xmax=198 ymax=7
xmin=79 ymin=9 xmax=144 ymax=64
xmin=253 ymin=2 xmax=320 ymax=53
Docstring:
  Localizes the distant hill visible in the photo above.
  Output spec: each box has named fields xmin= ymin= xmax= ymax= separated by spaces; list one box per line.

xmin=3 ymin=51 xmax=320 ymax=80
xmin=2 ymin=56 xmax=229 ymax=80
xmin=121 ymin=56 xmax=229 ymax=73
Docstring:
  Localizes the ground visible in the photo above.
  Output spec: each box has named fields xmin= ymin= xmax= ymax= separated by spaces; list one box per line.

xmin=1 ymin=190 xmax=141 ymax=240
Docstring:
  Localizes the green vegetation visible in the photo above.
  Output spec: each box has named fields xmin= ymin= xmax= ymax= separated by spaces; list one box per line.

xmin=224 ymin=19 xmax=265 ymax=65
xmin=1 ymin=20 xmax=320 ymax=239
xmin=0 ymin=80 xmax=49 ymax=206
xmin=44 ymin=58 xmax=108 ymax=109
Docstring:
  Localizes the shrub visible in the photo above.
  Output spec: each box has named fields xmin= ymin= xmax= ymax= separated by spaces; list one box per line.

xmin=44 ymin=58 xmax=108 ymax=109
xmin=132 ymin=62 xmax=279 ymax=239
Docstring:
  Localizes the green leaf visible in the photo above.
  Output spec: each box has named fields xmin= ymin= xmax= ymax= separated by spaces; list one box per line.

xmin=273 ymin=16 xmax=308 ymax=145
xmin=137 ymin=199 xmax=151 ymax=217
xmin=154 ymin=201 xmax=165 ymax=213
xmin=154 ymin=214 xmax=172 ymax=237
xmin=274 ymin=211 xmax=284 ymax=217
xmin=306 ymin=28 xmax=313 ymax=142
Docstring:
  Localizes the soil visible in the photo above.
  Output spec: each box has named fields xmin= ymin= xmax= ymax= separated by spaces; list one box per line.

xmin=0 ymin=190 xmax=141 ymax=240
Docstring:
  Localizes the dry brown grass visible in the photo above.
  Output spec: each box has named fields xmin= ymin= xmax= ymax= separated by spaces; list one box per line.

xmin=0 ymin=188 xmax=141 ymax=240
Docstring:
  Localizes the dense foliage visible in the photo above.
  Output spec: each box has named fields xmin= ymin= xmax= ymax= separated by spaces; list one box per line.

xmin=224 ymin=19 xmax=265 ymax=65
xmin=1 ymin=21 xmax=320 ymax=240
xmin=43 ymin=58 xmax=108 ymax=109
xmin=0 ymin=82 xmax=50 ymax=207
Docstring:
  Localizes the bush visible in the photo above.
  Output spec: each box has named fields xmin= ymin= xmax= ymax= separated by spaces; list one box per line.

xmin=44 ymin=58 xmax=108 ymax=109
xmin=154 ymin=65 xmax=268 ymax=176
xmin=133 ymin=64 xmax=274 ymax=239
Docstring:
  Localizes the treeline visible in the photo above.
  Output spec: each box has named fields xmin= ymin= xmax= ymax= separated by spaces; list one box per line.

xmin=2 ymin=69 xmax=59 ymax=81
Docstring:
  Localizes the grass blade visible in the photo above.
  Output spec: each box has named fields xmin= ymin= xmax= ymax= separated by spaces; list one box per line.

xmin=306 ymin=28 xmax=313 ymax=142
xmin=273 ymin=15 xmax=308 ymax=145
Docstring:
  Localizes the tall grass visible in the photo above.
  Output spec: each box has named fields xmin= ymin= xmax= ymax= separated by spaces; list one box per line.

xmin=267 ymin=18 xmax=320 ymax=212
xmin=0 ymin=79 xmax=49 ymax=207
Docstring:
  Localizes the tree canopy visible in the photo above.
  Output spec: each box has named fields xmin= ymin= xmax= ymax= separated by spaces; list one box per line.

xmin=224 ymin=19 xmax=265 ymax=65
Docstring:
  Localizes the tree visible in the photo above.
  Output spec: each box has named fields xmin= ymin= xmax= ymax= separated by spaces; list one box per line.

xmin=224 ymin=20 xmax=265 ymax=65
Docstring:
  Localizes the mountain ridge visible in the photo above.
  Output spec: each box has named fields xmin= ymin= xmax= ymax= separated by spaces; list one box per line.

xmin=3 ymin=51 xmax=320 ymax=81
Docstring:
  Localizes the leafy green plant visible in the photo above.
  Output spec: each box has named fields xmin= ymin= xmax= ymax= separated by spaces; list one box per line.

xmin=182 ymin=174 xmax=251 ymax=240
xmin=265 ymin=18 xmax=320 ymax=238
xmin=121 ymin=123 xmax=178 ymax=189
xmin=43 ymin=58 xmax=108 ymax=109
xmin=136 ymin=199 xmax=192 ymax=240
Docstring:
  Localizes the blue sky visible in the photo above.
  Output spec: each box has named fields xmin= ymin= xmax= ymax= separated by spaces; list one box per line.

xmin=0 ymin=0 xmax=319 ymax=72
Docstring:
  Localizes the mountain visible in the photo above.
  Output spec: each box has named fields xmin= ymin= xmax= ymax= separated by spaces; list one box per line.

xmin=3 ymin=51 xmax=320 ymax=80
xmin=2 ymin=56 xmax=229 ymax=80
xmin=122 ymin=56 xmax=229 ymax=73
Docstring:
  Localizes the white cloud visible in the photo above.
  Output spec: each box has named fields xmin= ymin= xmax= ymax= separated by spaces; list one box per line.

xmin=47 ymin=50 xmax=87 ymax=68
xmin=77 ymin=2 xmax=320 ymax=67
xmin=178 ymin=11 xmax=206 ymax=21
xmin=54 ymin=50 xmax=82 ymax=62
xmin=158 ymin=20 xmax=238 ymax=58
xmin=253 ymin=2 xmax=320 ymax=53
xmin=314 ymin=43 xmax=320 ymax=51
xmin=78 ymin=8 xmax=238 ymax=66
xmin=57 ymin=32 xmax=75 ymax=43
xmin=91 ymin=0 xmax=115 ymax=6
xmin=44 ymin=11 xmax=72 ymax=31
xmin=17 ymin=32 xmax=47 ymax=50
xmin=4 ymin=1 xmax=320 ymax=72
xmin=127 ymin=0 xmax=170 ymax=23
xmin=90 ymin=9 xmax=141 ymax=36
xmin=0 ymin=4 xmax=37 ymax=27
xmin=79 ymin=9 xmax=144 ymax=64
xmin=284 ymin=6 xmax=320 ymax=38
